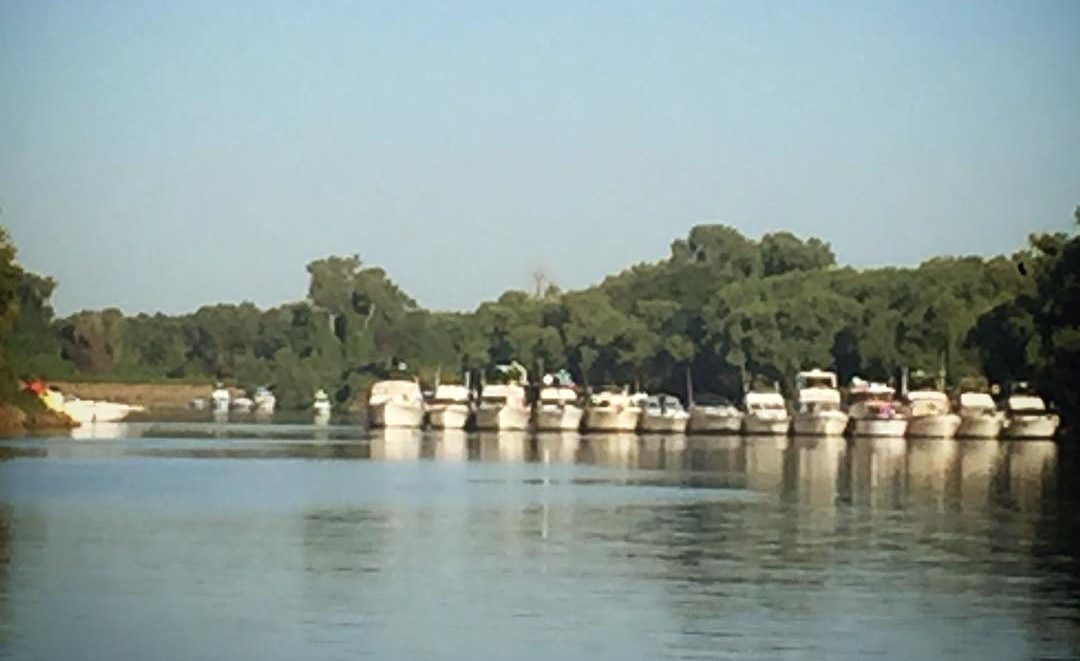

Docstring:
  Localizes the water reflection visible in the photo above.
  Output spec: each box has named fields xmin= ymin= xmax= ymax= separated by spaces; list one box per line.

xmin=370 ymin=429 xmax=423 ymax=461
xmin=0 ymin=428 xmax=1077 ymax=660
xmin=535 ymin=432 xmax=580 ymax=464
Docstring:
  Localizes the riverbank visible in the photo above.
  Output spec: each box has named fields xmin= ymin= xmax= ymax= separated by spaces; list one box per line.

xmin=0 ymin=397 xmax=77 ymax=437
xmin=52 ymin=381 xmax=214 ymax=411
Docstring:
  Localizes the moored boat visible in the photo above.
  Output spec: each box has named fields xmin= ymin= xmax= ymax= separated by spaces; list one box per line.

xmin=210 ymin=384 xmax=230 ymax=414
xmin=791 ymin=369 xmax=848 ymax=436
xmin=1001 ymin=392 xmax=1059 ymax=439
xmin=639 ymin=394 xmax=689 ymax=433
xmin=475 ymin=384 xmax=531 ymax=431
xmin=583 ymin=388 xmax=642 ymax=432
xmin=368 ymin=380 xmax=425 ymax=428
xmin=686 ymin=395 xmax=744 ymax=434
xmin=426 ymin=384 xmax=472 ymax=430
xmin=57 ymin=395 xmax=145 ymax=424
xmin=312 ymin=389 xmax=332 ymax=422
xmin=535 ymin=385 xmax=584 ymax=431
xmin=848 ymin=381 xmax=907 ymax=437
xmin=905 ymin=389 xmax=961 ymax=438
xmin=742 ymin=391 xmax=790 ymax=435
xmin=956 ymin=392 xmax=1003 ymax=439
xmin=253 ymin=386 xmax=276 ymax=415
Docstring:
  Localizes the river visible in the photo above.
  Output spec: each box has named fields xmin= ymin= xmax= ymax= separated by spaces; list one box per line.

xmin=1 ymin=423 xmax=1078 ymax=660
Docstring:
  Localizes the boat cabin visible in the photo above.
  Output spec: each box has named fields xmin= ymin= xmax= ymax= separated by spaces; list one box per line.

xmin=744 ymin=391 xmax=786 ymax=412
xmin=958 ymin=392 xmax=997 ymax=415
xmin=430 ymin=384 xmax=470 ymax=405
xmin=369 ymin=380 xmax=422 ymax=404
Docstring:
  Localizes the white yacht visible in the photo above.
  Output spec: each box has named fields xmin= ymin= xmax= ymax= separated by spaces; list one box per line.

xmin=847 ymin=382 xmax=907 ymax=437
xmin=1001 ymin=393 xmax=1059 ymax=439
xmin=905 ymin=389 xmax=961 ymax=438
xmin=791 ymin=369 xmax=848 ymax=436
xmin=253 ymin=386 xmax=276 ymax=415
xmin=312 ymin=389 xmax=332 ymax=422
xmin=368 ymin=380 xmax=425 ymax=428
xmin=231 ymin=395 xmax=254 ymax=413
xmin=426 ymin=384 xmax=472 ymax=430
xmin=210 ymin=384 xmax=230 ymax=414
xmin=475 ymin=384 xmax=531 ymax=431
xmin=686 ymin=395 xmax=744 ymax=434
xmin=743 ymin=391 xmax=791 ymax=435
xmin=583 ymin=388 xmax=643 ymax=432
xmin=535 ymin=385 xmax=584 ymax=431
xmin=47 ymin=387 xmax=145 ymax=425
xmin=956 ymin=392 xmax=1003 ymax=439
xmin=639 ymin=394 xmax=689 ymax=433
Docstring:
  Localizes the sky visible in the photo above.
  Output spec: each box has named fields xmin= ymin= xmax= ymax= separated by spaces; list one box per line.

xmin=1 ymin=0 xmax=1078 ymax=316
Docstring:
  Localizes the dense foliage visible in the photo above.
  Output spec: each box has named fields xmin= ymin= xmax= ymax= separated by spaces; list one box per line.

xmin=1 ymin=213 xmax=1076 ymax=423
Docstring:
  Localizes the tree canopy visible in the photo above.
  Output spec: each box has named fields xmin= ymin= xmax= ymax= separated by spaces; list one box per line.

xmin=1 ymin=212 xmax=1076 ymax=424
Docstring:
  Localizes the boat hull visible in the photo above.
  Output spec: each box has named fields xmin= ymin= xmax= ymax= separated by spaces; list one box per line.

xmin=1002 ymin=414 xmax=1059 ymax=439
xmin=687 ymin=409 xmax=743 ymax=434
xmin=743 ymin=414 xmax=791 ymax=436
xmin=792 ymin=412 xmax=848 ymax=436
xmin=907 ymin=414 xmax=961 ymax=438
xmin=852 ymin=418 xmax=908 ymax=437
xmin=475 ymin=405 xmax=531 ymax=431
xmin=956 ymin=416 xmax=1002 ymax=439
xmin=584 ymin=407 xmax=641 ymax=433
xmin=639 ymin=413 xmax=689 ymax=433
xmin=535 ymin=405 xmax=584 ymax=431
xmin=370 ymin=401 xmax=424 ymax=428
xmin=428 ymin=404 xmax=471 ymax=430
xmin=63 ymin=401 xmax=143 ymax=424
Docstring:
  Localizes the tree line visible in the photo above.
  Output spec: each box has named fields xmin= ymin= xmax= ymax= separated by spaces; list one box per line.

xmin=1 ymin=211 xmax=1077 ymax=423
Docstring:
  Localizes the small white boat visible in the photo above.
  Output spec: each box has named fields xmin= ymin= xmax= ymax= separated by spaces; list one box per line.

xmin=534 ymin=385 xmax=584 ymax=431
xmin=210 ymin=385 xmax=230 ymax=414
xmin=686 ymin=396 xmax=744 ymax=434
xmin=312 ymin=389 xmax=332 ymax=422
xmin=368 ymin=380 xmax=424 ymax=428
xmin=426 ymin=384 xmax=472 ymax=430
xmin=253 ymin=387 xmax=276 ymax=415
xmin=743 ymin=391 xmax=791 ymax=435
xmin=1001 ymin=394 xmax=1059 ymax=439
xmin=905 ymin=389 xmax=961 ymax=438
xmin=583 ymin=389 xmax=642 ymax=432
xmin=231 ymin=396 xmax=254 ymax=413
xmin=956 ymin=392 xmax=1003 ymax=439
xmin=791 ymin=370 xmax=848 ymax=436
xmin=475 ymin=384 xmax=531 ymax=431
xmin=639 ymin=394 xmax=689 ymax=433
xmin=848 ymin=381 xmax=907 ymax=437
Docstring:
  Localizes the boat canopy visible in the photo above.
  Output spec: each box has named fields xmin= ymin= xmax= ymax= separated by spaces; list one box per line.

xmin=589 ymin=391 xmax=638 ymax=407
xmin=645 ymin=394 xmax=684 ymax=412
xmin=959 ymin=392 xmax=996 ymax=410
xmin=370 ymin=380 xmax=422 ymax=403
xmin=539 ymin=386 xmax=577 ymax=403
xmin=795 ymin=369 xmax=838 ymax=390
xmin=797 ymin=388 xmax=840 ymax=404
xmin=745 ymin=392 xmax=785 ymax=408
xmin=1007 ymin=395 xmax=1047 ymax=412
xmin=481 ymin=384 xmax=526 ymax=404
xmin=907 ymin=390 xmax=948 ymax=404
xmin=432 ymin=384 xmax=470 ymax=402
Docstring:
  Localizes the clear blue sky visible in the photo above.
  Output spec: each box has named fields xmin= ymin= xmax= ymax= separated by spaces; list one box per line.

xmin=2 ymin=0 xmax=1078 ymax=315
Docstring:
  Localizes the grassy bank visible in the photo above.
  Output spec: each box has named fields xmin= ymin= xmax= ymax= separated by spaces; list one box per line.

xmin=0 ymin=392 xmax=77 ymax=437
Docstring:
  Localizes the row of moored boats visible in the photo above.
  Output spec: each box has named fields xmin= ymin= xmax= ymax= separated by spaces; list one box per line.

xmin=365 ymin=369 xmax=1060 ymax=439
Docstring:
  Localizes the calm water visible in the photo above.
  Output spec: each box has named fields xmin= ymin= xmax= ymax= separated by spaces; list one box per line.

xmin=1 ymin=423 xmax=1079 ymax=660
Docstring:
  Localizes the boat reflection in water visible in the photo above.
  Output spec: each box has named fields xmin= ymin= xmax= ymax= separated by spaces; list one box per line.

xmin=476 ymin=431 xmax=530 ymax=463
xmin=535 ymin=431 xmax=581 ymax=464
xmin=578 ymin=433 xmax=639 ymax=468
xmin=783 ymin=435 xmax=846 ymax=507
xmin=429 ymin=429 xmax=469 ymax=462
xmin=369 ymin=428 xmax=422 ymax=461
